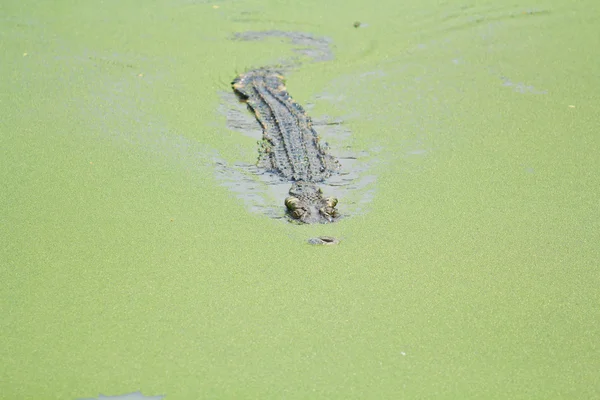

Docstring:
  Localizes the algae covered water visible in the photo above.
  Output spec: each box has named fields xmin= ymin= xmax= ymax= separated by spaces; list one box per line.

xmin=1 ymin=0 xmax=599 ymax=398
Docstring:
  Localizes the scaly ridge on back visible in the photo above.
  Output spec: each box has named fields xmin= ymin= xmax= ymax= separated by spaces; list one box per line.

xmin=232 ymin=69 xmax=340 ymax=223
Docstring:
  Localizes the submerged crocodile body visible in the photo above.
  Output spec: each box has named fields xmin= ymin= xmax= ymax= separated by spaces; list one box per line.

xmin=232 ymin=69 xmax=339 ymax=223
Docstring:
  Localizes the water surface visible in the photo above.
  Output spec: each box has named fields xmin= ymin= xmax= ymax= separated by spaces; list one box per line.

xmin=1 ymin=0 xmax=599 ymax=398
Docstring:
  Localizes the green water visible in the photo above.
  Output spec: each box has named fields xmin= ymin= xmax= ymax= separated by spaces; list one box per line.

xmin=2 ymin=0 xmax=599 ymax=398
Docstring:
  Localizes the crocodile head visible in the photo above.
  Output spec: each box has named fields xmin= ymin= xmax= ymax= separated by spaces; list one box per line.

xmin=284 ymin=182 xmax=339 ymax=224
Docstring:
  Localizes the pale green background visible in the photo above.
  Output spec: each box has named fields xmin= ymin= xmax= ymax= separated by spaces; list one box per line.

xmin=1 ymin=0 xmax=599 ymax=399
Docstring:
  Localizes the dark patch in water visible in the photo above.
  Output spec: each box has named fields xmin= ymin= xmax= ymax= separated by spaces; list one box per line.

xmin=233 ymin=30 xmax=334 ymax=63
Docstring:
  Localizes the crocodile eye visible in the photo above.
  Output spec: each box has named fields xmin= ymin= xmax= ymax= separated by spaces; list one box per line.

xmin=324 ymin=207 xmax=337 ymax=217
xmin=325 ymin=197 xmax=338 ymax=208
xmin=285 ymin=196 xmax=300 ymax=210
xmin=292 ymin=209 xmax=305 ymax=219
xmin=319 ymin=207 xmax=335 ymax=222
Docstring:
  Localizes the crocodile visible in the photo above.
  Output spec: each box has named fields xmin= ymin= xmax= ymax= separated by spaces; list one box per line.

xmin=232 ymin=69 xmax=340 ymax=224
